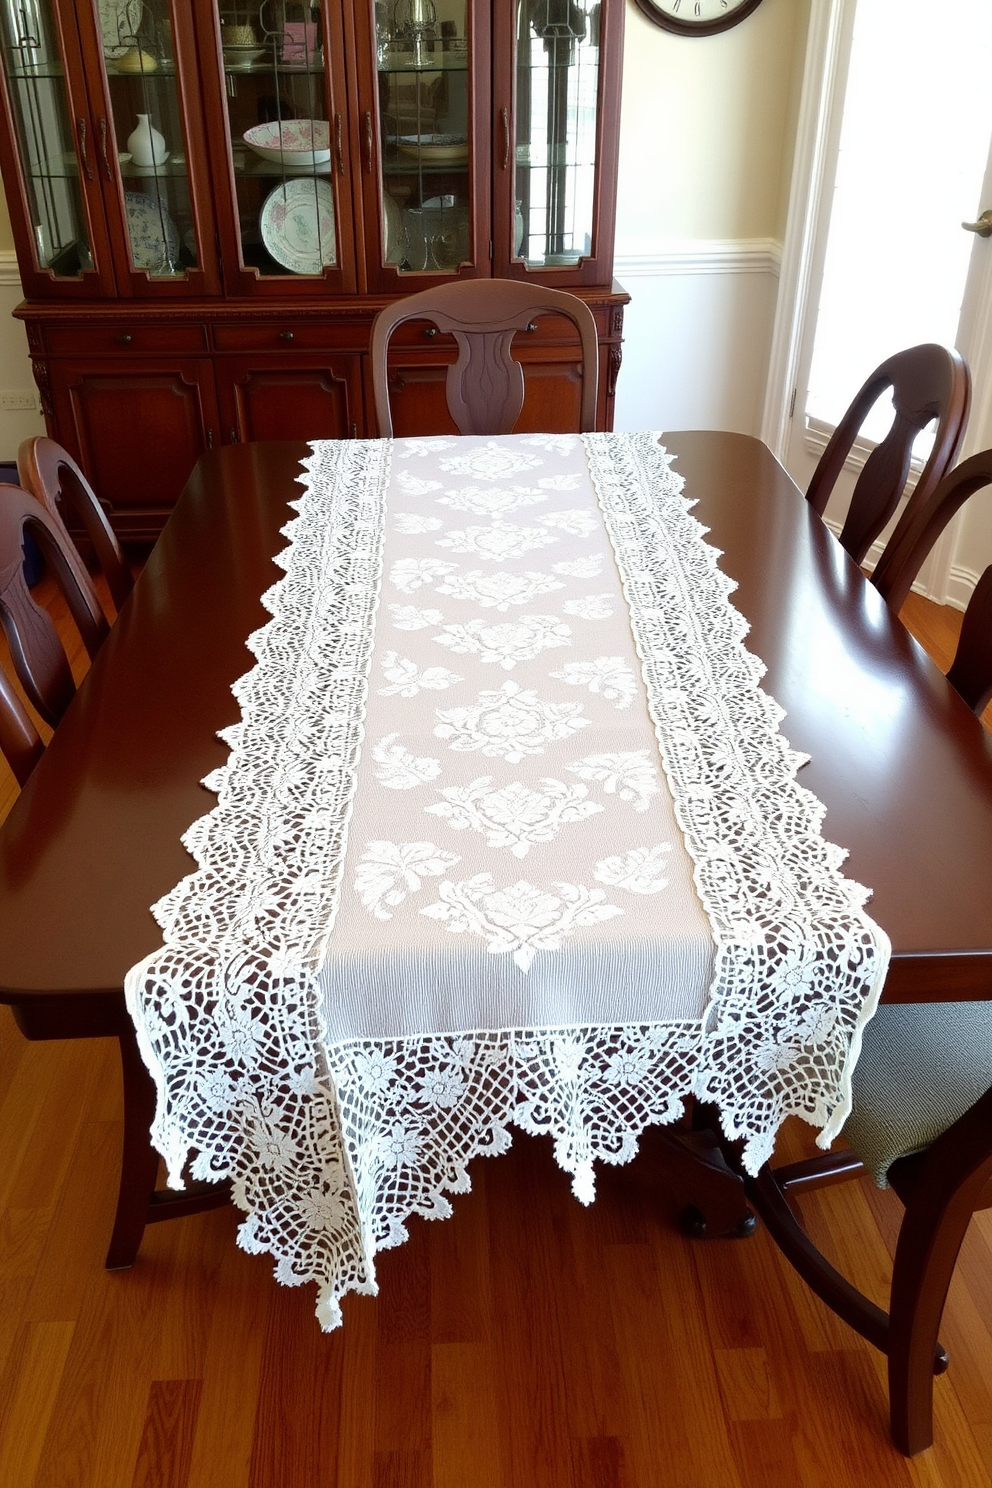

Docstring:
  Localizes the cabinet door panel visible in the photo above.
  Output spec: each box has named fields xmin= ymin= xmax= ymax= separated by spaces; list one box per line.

xmin=0 ymin=0 xmax=117 ymax=297
xmin=192 ymin=2 xmax=358 ymax=298
xmin=49 ymin=358 xmax=219 ymax=539
xmin=355 ymin=0 xmax=493 ymax=292
xmin=70 ymin=0 xmax=221 ymax=297
xmin=219 ymin=356 xmax=362 ymax=443
xmin=492 ymin=0 xmax=623 ymax=286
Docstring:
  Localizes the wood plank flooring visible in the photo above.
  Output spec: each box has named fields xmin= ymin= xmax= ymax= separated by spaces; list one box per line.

xmin=0 ymin=587 xmax=990 ymax=1487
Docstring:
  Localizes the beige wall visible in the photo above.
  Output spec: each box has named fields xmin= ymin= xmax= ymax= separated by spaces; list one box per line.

xmin=616 ymin=0 xmax=809 ymax=251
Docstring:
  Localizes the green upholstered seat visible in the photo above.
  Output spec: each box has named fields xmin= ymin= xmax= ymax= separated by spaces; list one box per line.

xmin=843 ymin=1002 xmax=992 ymax=1186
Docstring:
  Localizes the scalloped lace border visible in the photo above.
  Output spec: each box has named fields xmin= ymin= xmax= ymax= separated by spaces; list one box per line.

xmin=125 ymin=432 xmax=889 ymax=1329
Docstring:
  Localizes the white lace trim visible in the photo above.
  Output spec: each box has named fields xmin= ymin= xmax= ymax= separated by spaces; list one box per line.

xmin=125 ymin=433 xmax=889 ymax=1331
xmin=583 ymin=433 xmax=889 ymax=1157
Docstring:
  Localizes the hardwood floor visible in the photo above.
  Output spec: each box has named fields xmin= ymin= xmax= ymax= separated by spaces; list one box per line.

xmin=0 ymin=590 xmax=990 ymax=1487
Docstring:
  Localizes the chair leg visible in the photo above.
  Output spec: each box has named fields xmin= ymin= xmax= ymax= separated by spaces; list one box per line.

xmin=747 ymin=1163 xmax=891 ymax=1354
xmin=887 ymin=1187 xmax=975 ymax=1455
xmin=105 ymin=1028 xmax=161 ymax=1269
xmin=105 ymin=1029 xmax=233 ymax=1269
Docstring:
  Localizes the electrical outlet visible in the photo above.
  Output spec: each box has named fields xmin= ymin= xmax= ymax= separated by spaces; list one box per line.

xmin=0 ymin=391 xmax=39 ymax=411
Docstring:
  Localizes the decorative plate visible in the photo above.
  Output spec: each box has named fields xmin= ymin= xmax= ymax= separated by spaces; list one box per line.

xmin=99 ymin=0 xmax=144 ymax=57
xmin=124 ymin=190 xmax=179 ymax=271
xmin=398 ymin=133 xmax=469 ymax=164
xmin=260 ymin=177 xmax=336 ymax=274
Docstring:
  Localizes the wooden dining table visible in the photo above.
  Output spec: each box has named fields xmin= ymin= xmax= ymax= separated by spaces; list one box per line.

xmin=1 ymin=431 xmax=991 ymax=1293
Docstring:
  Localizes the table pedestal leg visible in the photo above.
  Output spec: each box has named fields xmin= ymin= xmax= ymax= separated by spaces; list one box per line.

xmin=653 ymin=1124 xmax=756 ymax=1239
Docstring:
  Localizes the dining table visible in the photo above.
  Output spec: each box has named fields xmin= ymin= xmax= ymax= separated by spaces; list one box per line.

xmin=1 ymin=429 xmax=991 ymax=1332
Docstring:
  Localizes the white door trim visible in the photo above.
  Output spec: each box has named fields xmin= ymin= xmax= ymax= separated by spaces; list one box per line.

xmin=760 ymin=0 xmax=857 ymax=460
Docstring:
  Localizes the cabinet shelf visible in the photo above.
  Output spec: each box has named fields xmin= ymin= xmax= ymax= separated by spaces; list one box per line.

xmin=377 ymin=56 xmax=468 ymax=74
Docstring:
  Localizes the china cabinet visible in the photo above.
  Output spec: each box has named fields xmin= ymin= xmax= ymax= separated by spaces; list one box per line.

xmin=0 ymin=0 xmax=626 ymax=541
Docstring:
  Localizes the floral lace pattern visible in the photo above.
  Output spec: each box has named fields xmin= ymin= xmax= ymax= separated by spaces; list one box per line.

xmin=125 ymin=431 xmax=889 ymax=1332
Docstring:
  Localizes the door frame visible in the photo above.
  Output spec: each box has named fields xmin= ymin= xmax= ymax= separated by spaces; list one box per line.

xmin=761 ymin=0 xmax=992 ymax=606
xmin=760 ymin=0 xmax=855 ymax=464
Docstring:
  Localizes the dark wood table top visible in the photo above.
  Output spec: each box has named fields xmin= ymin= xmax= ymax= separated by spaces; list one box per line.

xmin=0 ymin=431 xmax=989 ymax=1037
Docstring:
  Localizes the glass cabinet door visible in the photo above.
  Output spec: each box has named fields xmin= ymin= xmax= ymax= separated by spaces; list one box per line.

xmin=202 ymin=0 xmax=354 ymax=295
xmin=364 ymin=0 xmax=488 ymax=288
xmin=377 ymin=0 xmax=470 ymax=275
xmin=494 ymin=0 xmax=619 ymax=285
xmin=0 ymin=0 xmax=114 ymax=294
xmin=513 ymin=0 xmax=598 ymax=269
xmin=92 ymin=0 xmax=218 ymax=292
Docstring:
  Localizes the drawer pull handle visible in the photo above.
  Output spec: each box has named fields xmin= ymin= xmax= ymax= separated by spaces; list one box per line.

xmin=526 ymin=322 xmax=537 ymax=332
xmin=116 ymin=333 xmax=133 ymax=344
xmin=279 ymin=330 xmax=294 ymax=341
xmin=424 ymin=326 xmax=437 ymax=338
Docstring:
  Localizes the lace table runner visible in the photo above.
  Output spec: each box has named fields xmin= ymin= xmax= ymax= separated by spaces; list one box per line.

xmin=125 ymin=432 xmax=890 ymax=1328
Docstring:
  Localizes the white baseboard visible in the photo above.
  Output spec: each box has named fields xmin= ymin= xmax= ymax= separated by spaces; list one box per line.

xmin=943 ymin=565 xmax=981 ymax=614
xmin=614 ymin=238 xmax=782 ymax=279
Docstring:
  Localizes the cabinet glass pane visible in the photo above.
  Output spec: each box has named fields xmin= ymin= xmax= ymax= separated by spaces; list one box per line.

xmin=376 ymin=0 xmax=470 ymax=273
xmin=514 ymin=0 xmax=599 ymax=267
xmin=216 ymin=2 xmax=336 ymax=278
xmin=101 ymin=0 xmax=197 ymax=277
xmin=0 ymin=0 xmax=92 ymax=276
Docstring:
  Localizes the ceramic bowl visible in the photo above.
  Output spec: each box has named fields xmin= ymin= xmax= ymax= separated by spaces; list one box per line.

xmin=223 ymin=45 xmax=265 ymax=70
xmin=243 ymin=119 xmax=332 ymax=167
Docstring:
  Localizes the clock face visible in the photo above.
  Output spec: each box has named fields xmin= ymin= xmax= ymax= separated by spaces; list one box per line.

xmin=631 ymin=0 xmax=765 ymax=35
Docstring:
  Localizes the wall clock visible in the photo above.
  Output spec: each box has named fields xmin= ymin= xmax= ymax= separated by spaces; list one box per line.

xmin=631 ymin=0 xmax=765 ymax=35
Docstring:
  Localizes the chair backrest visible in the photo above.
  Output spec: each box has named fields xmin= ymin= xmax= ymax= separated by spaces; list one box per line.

xmin=867 ymin=447 xmax=992 ymax=714
xmin=0 ymin=483 xmax=108 ymax=731
xmin=17 ymin=436 xmax=133 ymax=612
xmin=806 ymin=344 xmax=971 ymax=566
xmin=370 ymin=279 xmax=600 ymax=438
xmin=0 ymin=662 xmax=44 ymax=787
xmin=947 ymin=565 xmax=992 ymax=717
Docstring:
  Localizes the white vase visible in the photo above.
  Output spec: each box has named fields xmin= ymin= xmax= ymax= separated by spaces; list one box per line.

xmin=126 ymin=114 xmax=168 ymax=168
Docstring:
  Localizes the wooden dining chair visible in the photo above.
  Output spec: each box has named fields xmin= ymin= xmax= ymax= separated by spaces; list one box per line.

xmin=0 ymin=480 xmax=231 ymax=1261
xmin=370 ymin=278 xmax=600 ymax=437
xmin=746 ymin=445 xmax=992 ymax=1454
xmin=865 ymin=446 xmax=992 ymax=715
xmin=747 ymin=998 xmax=992 ymax=1455
xmin=946 ymin=565 xmax=992 ymax=716
xmin=0 ymin=482 xmax=108 ymax=731
xmin=871 ymin=446 xmax=992 ymax=610
xmin=17 ymin=436 xmax=133 ymax=613
xmin=0 ymin=662 xmax=44 ymax=786
xmin=806 ymin=344 xmax=971 ymax=567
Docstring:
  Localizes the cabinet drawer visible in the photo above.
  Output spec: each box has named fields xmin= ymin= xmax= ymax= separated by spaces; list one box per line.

xmin=43 ymin=323 xmax=209 ymax=356
xmin=213 ymin=322 xmax=362 ymax=353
